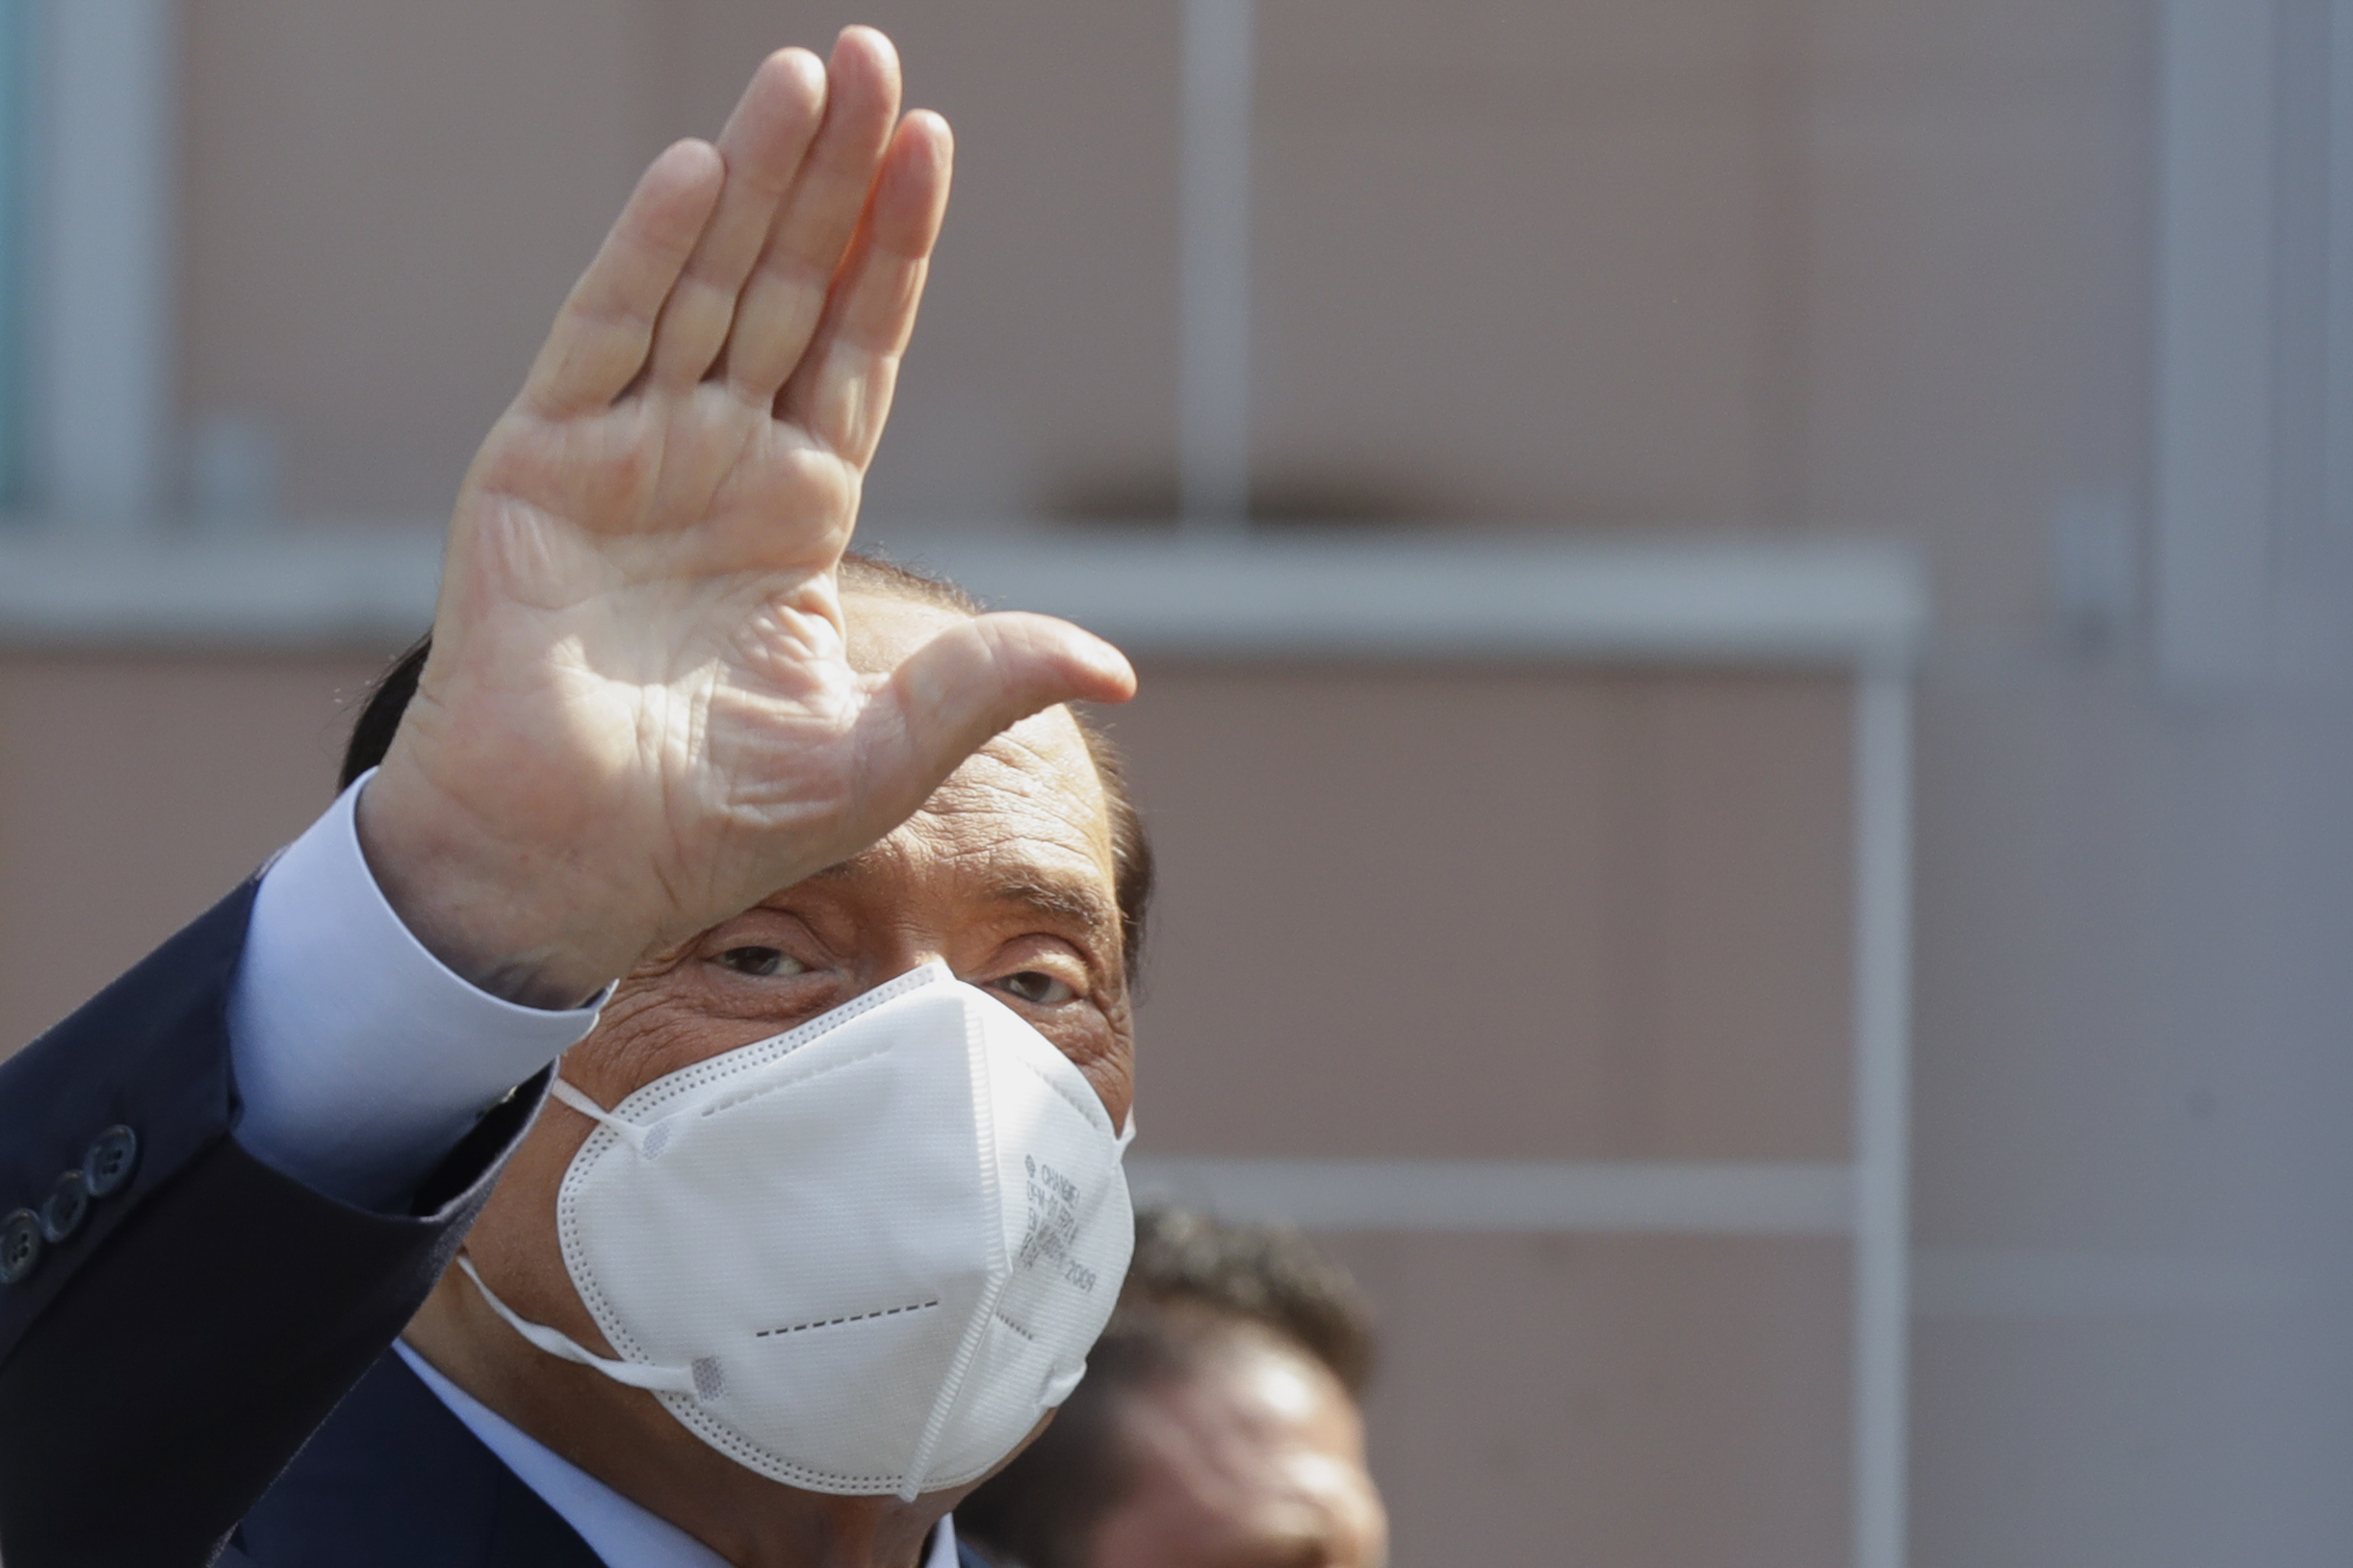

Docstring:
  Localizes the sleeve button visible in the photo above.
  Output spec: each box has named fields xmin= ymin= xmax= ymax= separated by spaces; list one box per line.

xmin=0 ymin=1209 xmax=40 ymax=1284
xmin=83 ymin=1125 xmax=139 ymax=1197
xmin=39 ymin=1170 xmax=90 ymax=1243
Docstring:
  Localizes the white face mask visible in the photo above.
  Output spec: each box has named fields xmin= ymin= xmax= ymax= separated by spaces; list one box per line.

xmin=457 ymin=960 xmax=1135 ymax=1500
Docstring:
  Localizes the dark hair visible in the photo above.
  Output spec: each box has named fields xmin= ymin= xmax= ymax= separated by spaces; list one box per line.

xmin=953 ymin=1210 xmax=1378 ymax=1568
xmin=1117 ymin=1208 xmax=1377 ymax=1396
xmin=337 ymin=552 xmax=1155 ymax=977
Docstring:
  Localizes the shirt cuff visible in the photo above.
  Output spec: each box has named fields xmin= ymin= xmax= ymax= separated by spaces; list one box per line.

xmin=228 ymin=769 xmax=608 ymax=1209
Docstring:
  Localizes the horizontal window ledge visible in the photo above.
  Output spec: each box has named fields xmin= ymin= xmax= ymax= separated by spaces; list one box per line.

xmin=892 ymin=528 xmax=1926 ymax=666
xmin=1125 ymin=1155 xmax=1858 ymax=1236
xmin=0 ymin=524 xmax=448 ymax=650
xmin=0 ymin=522 xmax=1925 ymax=664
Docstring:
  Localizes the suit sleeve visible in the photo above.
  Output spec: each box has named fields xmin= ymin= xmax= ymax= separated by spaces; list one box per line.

xmin=227 ymin=773 xmax=605 ymax=1209
xmin=0 ymin=881 xmax=550 ymax=1568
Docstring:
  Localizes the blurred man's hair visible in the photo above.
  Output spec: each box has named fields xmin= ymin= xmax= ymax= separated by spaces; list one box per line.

xmin=1116 ymin=1208 xmax=1376 ymax=1395
xmin=955 ymin=1208 xmax=1377 ymax=1568
xmin=335 ymin=551 xmax=1154 ymax=977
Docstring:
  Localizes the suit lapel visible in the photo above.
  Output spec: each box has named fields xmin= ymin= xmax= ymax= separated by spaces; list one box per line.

xmin=232 ymin=1350 xmax=603 ymax=1567
xmin=234 ymin=1349 xmax=1005 ymax=1568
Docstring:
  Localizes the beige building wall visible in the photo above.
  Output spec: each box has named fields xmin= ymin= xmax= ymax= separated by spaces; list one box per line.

xmin=0 ymin=653 xmax=385 ymax=1048
xmin=1115 ymin=666 xmax=1855 ymax=1564
xmin=7 ymin=1 xmax=2347 ymax=1564
xmin=1118 ymin=667 xmax=1851 ymax=1166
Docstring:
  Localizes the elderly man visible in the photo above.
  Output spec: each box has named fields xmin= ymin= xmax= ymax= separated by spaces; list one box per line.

xmin=956 ymin=1211 xmax=1389 ymax=1568
xmin=0 ymin=30 xmax=1144 ymax=1568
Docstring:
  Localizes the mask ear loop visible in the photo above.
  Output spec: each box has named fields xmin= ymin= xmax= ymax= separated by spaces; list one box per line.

xmin=454 ymin=1253 xmax=701 ymax=1395
xmin=550 ymin=1075 xmax=671 ymax=1158
xmin=461 ymin=1078 xmax=697 ymax=1395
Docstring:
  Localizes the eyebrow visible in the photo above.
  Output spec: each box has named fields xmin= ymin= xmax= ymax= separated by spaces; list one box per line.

xmin=986 ymin=874 xmax=1116 ymax=941
xmin=797 ymin=860 xmax=1115 ymax=943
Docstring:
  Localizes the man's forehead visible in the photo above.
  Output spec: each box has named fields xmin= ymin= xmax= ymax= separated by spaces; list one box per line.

xmin=788 ymin=784 xmax=1117 ymax=951
xmin=797 ymin=837 xmax=1116 ymax=932
xmin=844 ymin=588 xmax=1106 ymax=809
xmin=819 ymin=587 xmax=1115 ymax=884
xmin=946 ymin=709 xmax=1104 ymax=806
xmin=842 ymin=590 xmax=962 ymax=673
xmin=887 ymin=724 xmax=1110 ymax=875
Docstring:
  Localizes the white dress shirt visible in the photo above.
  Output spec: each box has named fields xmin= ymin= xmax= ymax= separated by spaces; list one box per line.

xmin=227 ymin=779 xmax=965 ymax=1568
xmin=229 ymin=772 xmax=605 ymax=1209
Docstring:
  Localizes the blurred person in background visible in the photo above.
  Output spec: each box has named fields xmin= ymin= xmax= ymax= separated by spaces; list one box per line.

xmin=957 ymin=1210 xmax=1388 ymax=1568
xmin=0 ymin=29 xmax=1153 ymax=1568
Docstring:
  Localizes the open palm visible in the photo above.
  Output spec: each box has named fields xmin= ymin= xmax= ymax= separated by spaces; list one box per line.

xmin=361 ymin=32 xmax=1133 ymax=1006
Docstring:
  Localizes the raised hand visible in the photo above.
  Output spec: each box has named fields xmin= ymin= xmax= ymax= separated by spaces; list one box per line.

xmin=358 ymin=30 xmax=1134 ymax=1008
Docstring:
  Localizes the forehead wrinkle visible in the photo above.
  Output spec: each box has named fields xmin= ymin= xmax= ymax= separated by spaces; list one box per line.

xmin=763 ymin=680 xmax=1115 ymax=930
xmin=952 ymin=742 xmax=1104 ymax=835
xmin=922 ymin=739 xmax=1112 ymax=864
xmin=769 ymin=825 xmax=1115 ymax=937
xmin=840 ymin=588 xmax=1106 ymax=823
xmin=881 ymin=818 xmax=1119 ymax=947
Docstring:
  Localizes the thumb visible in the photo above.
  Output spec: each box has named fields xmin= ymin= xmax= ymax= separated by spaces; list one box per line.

xmin=856 ymin=608 xmax=1136 ymax=806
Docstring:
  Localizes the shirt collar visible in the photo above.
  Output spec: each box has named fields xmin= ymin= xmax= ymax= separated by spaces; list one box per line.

xmin=394 ymin=1340 xmax=960 ymax=1568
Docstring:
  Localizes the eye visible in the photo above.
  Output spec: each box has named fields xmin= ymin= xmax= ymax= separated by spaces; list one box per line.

xmin=995 ymin=970 xmax=1076 ymax=1007
xmin=712 ymin=946 xmax=806 ymax=979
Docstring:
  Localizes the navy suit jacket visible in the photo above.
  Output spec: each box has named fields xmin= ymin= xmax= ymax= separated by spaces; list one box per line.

xmin=0 ymin=883 xmax=543 ymax=1564
xmin=224 ymin=1351 xmax=610 ymax=1567
xmin=0 ymin=887 xmax=989 ymax=1567
xmin=221 ymin=1351 xmax=987 ymax=1568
